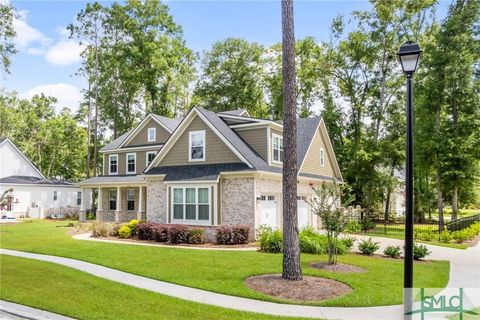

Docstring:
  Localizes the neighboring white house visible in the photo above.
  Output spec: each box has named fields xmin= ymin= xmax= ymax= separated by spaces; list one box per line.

xmin=0 ymin=138 xmax=86 ymax=219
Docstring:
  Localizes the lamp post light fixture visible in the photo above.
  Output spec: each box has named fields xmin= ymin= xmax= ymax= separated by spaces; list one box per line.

xmin=398 ymin=41 xmax=422 ymax=318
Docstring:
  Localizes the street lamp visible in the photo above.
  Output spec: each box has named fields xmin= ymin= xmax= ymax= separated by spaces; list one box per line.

xmin=398 ymin=41 xmax=422 ymax=318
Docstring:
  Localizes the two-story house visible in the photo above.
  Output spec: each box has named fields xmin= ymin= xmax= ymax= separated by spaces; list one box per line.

xmin=78 ymin=107 xmax=343 ymax=236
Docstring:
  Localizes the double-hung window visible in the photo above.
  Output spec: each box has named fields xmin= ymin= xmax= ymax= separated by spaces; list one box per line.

xmin=147 ymin=127 xmax=156 ymax=142
xmin=189 ymin=130 xmax=205 ymax=161
xmin=109 ymin=189 xmax=117 ymax=211
xmin=172 ymin=187 xmax=210 ymax=223
xmin=109 ymin=155 xmax=118 ymax=175
xmin=146 ymin=151 xmax=157 ymax=166
xmin=126 ymin=153 xmax=136 ymax=174
xmin=272 ymin=134 xmax=284 ymax=163
xmin=320 ymin=148 xmax=325 ymax=167
xmin=53 ymin=191 xmax=58 ymax=201
xmin=77 ymin=191 xmax=82 ymax=206
xmin=127 ymin=189 xmax=135 ymax=211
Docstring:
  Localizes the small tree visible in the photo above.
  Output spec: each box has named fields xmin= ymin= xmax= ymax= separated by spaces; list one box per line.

xmin=310 ymin=182 xmax=354 ymax=264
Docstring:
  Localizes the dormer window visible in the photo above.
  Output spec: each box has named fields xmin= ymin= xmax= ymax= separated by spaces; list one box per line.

xmin=126 ymin=153 xmax=136 ymax=174
xmin=109 ymin=154 xmax=118 ymax=175
xmin=189 ymin=130 xmax=205 ymax=161
xmin=272 ymin=133 xmax=284 ymax=164
xmin=320 ymin=148 xmax=325 ymax=167
xmin=147 ymin=127 xmax=156 ymax=142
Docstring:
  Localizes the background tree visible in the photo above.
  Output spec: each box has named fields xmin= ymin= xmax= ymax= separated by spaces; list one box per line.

xmin=0 ymin=1 xmax=16 ymax=75
xmin=194 ymin=38 xmax=267 ymax=117
xmin=281 ymin=0 xmax=302 ymax=281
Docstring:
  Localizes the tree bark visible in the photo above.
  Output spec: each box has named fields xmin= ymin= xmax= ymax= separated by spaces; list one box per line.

xmin=281 ymin=0 xmax=302 ymax=281
xmin=86 ymin=82 xmax=92 ymax=179
xmin=436 ymin=170 xmax=445 ymax=232
xmin=452 ymin=185 xmax=458 ymax=221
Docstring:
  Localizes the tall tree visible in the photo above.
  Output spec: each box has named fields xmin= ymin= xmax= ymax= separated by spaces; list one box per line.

xmin=281 ymin=0 xmax=302 ymax=281
xmin=0 ymin=1 xmax=16 ymax=75
xmin=194 ymin=38 xmax=267 ymax=117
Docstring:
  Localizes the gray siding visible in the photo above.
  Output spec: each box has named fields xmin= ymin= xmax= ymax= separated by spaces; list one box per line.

xmin=125 ymin=118 xmax=170 ymax=147
xmin=235 ymin=127 xmax=268 ymax=161
xmin=103 ymin=147 xmax=160 ymax=175
xmin=159 ymin=115 xmax=241 ymax=166
xmin=299 ymin=126 xmax=335 ymax=177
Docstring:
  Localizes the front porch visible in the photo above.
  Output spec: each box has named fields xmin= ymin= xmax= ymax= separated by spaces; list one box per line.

xmin=78 ymin=177 xmax=147 ymax=223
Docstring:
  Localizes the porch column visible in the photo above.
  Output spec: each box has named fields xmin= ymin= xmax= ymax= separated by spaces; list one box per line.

xmin=96 ymin=187 xmax=103 ymax=221
xmin=137 ymin=186 xmax=144 ymax=221
xmin=115 ymin=186 xmax=122 ymax=223
xmin=79 ymin=188 xmax=87 ymax=222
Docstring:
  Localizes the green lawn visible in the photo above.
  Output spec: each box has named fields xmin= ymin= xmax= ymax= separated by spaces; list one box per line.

xmin=0 ymin=255 xmax=306 ymax=320
xmin=0 ymin=220 xmax=450 ymax=307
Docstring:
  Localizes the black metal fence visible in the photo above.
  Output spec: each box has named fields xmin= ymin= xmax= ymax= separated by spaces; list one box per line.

xmin=446 ymin=214 xmax=480 ymax=232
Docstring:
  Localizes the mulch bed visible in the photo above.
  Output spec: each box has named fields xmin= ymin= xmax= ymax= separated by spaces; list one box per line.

xmin=245 ymin=274 xmax=352 ymax=302
xmin=310 ymin=262 xmax=365 ymax=273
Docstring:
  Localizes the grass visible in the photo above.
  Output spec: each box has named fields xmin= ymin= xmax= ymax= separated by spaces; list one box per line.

xmin=0 ymin=255 xmax=306 ymax=320
xmin=0 ymin=220 xmax=450 ymax=307
xmin=355 ymin=224 xmax=468 ymax=249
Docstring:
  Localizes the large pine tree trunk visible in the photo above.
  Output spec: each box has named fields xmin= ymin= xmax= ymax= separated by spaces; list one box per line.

xmin=452 ymin=185 xmax=458 ymax=221
xmin=436 ymin=171 xmax=445 ymax=232
xmin=281 ymin=0 xmax=302 ymax=281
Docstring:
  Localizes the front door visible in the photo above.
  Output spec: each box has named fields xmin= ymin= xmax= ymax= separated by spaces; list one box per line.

xmin=260 ymin=195 xmax=277 ymax=228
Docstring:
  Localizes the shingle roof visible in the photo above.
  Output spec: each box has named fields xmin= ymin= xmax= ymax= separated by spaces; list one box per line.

xmin=297 ymin=117 xmax=322 ymax=168
xmin=151 ymin=114 xmax=181 ymax=132
xmin=0 ymin=138 xmax=6 ymax=145
xmin=100 ymin=129 xmax=133 ymax=152
xmin=146 ymin=163 xmax=250 ymax=181
xmin=218 ymin=109 xmax=249 ymax=117
xmin=77 ymin=175 xmax=145 ymax=185
xmin=0 ymin=175 xmax=74 ymax=186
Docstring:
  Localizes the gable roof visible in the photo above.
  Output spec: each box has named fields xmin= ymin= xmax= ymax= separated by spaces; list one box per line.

xmin=0 ymin=138 xmax=46 ymax=179
xmin=0 ymin=175 xmax=74 ymax=186
xmin=151 ymin=114 xmax=182 ymax=132
xmin=296 ymin=117 xmax=322 ymax=168
xmin=218 ymin=109 xmax=250 ymax=117
xmin=100 ymin=129 xmax=134 ymax=152
xmin=146 ymin=162 xmax=250 ymax=182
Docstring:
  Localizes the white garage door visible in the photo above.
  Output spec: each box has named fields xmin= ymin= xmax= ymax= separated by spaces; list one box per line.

xmin=260 ymin=195 xmax=277 ymax=229
xmin=297 ymin=197 xmax=309 ymax=229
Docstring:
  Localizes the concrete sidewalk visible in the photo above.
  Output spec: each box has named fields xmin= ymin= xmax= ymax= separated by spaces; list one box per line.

xmin=0 ymin=300 xmax=75 ymax=320
xmin=1 ymin=237 xmax=479 ymax=320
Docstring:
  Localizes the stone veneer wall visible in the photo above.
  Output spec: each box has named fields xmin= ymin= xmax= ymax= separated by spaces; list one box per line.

xmin=220 ymin=177 xmax=256 ymax=239
xmin=146 ymin=180 xmax=167 ymax=223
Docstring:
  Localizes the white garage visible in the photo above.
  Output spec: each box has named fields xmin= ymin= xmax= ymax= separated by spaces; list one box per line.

xmin=259 ymin=194 xmax=314 ymax=230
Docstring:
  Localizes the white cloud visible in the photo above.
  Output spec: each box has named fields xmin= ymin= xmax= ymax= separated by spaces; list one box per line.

xmin=23 ymin=83 xmax=82 ymax=112
xmin=13 ymin=10 xmax=52 ymax=53
xmin=45 ymin=40 xmax=84 ymax=66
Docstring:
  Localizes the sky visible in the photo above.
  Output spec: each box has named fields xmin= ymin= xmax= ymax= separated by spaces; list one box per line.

xmin=2 ymin=0 xmax=451 ymax=113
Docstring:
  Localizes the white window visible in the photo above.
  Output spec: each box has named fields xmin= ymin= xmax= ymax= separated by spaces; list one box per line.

xmin=320 ymin=148 xmax=325 ymax=167
xmin=127 ymin=189 xmax=135 ymax=211
xmin=109 ymin=189 xmax=117 ymax=211
xmin=126 ymin=153 xmax=136 ymax=174
xmin=189 ymin=130 xmax=206 ymax=161
xmin=53 ymin=191 xmax=58 ymax=201
xmin=171 ymin=187 xmax=210 ymax=222
xmin=146 ymin=151 xmax=157 ymax=166
xmin=147 ymin=127 xmax=156 ymax=142
xmin=109 ymin=154 xmax=118 ymax=175
xmin=77 ymin=191 xmax=82 ymax=206
xmin=272 ymin=133 xmax=284 ymax=163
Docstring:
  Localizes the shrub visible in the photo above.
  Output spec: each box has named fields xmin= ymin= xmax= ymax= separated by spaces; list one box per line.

xmin=452 ymin=230 xmax=468 ymax=243
xmin=118 ymin=225 xmax=132 ymax=238
xmin=188 ymin=228 xmax=207 ymax=244
xmin=128 ymin=219 xmax=139 ymax=235
xmin=360 ymin=219 xmax=376 ymax=231
xmin=341 ymin=235 xmax=356 ymax=251
xmin=256 ymin=224 xmax=273 ymax=241
xmin=153 ymin=224 xmax=169 ymax=242
xmin=216 ymin=225 xmax=249 ymax=245
xmin=109 ymin=224 xmax=121 ymax=237
xmin=383 ymin=245 xmax=401 ymax=259
xmin=358 ymin=238 xmax=380 ymax=255
xmin=415 ymin=230 xmax=435 ymax=242
xmin=167 ymin=224 xmax=189 ymax=244
xmin=299 ymin=233 xmax=326 ymax=254
xmin=137 ymin=222 xmax=156 ymax=240
xmin=413 ymin=243 xmax=431 ymax=260
xmin=260 ymin=229 xmax=283 ymax=253
xmin=345 ymin=220 xmax=361 ymax=233
xmin=439 ymin=231 xmax=452 ymax=243
xmin=470 ymin=222 xmax=480 ymax=235
xmin=91 ymin=221 xmax=110 ymax=237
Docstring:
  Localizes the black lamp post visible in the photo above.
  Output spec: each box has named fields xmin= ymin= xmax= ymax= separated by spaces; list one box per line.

xmin=398 ymin=41 xmax=422 ymax=317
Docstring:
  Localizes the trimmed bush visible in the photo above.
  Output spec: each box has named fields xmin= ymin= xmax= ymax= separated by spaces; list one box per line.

xmin=260 ymin=229 xmax=283 ymax=253
xmin=127 ymin=219 xmax=139 ymax=235
xmin=216 ymin=226 xmax=249 ymax=245
xmin=358 ymin=238 xmax=380 ymax=255
xmin=413 ymin=243 xmax=431 ymax=260
xmin=383 ymin=245 xmax=401 ymax=259
xmin=188 ymin=228 xmax=207 ymax=244
xmin=118 ymin=225 xmax=132 ymax=238
xmin=137 ymin=222 xmax=156 ymax=240
xmin=452 ymin=230 xmax=468 ymax=243
xmin=153 ymin=224 xmax=169 ymax=242
xmin=167 ymin=224 xmax=189 ymax=244
xmin=439 ymin=231 xmax=452 ymax=243
xmin=415 ymin=230 xmax=435 ymax=242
